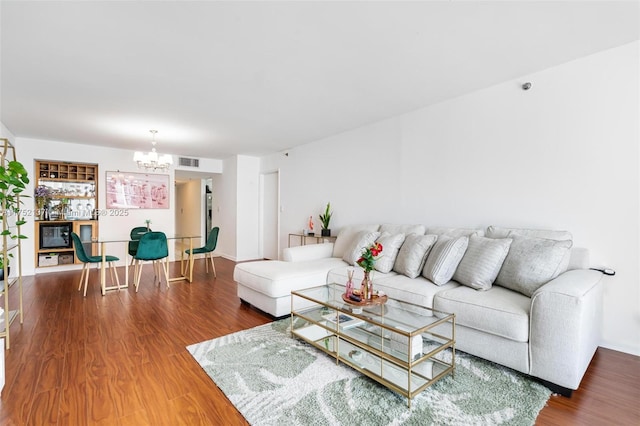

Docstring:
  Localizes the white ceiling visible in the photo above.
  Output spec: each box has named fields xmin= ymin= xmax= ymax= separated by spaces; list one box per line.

xmin=1 ymin=1 xmax=638 ymax=160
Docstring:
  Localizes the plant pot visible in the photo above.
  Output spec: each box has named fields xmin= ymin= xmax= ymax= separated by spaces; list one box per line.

xmin=321 ymin=229 xmax=331 ymax=237
xmin=0 ymin=266 xmax=10 ymax=282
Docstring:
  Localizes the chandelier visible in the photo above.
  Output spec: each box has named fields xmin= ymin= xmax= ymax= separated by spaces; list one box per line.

xmin=133 ymin=130 xmax=173 ymax=172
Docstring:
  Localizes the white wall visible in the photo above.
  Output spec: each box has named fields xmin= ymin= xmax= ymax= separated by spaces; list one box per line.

xmin=263 ymin=41 xmax=640 ymax=355
xmin=0 ymin=122 xmax=14 ymax=143
xmin=13 ymin=137 xmax=220 ymax=274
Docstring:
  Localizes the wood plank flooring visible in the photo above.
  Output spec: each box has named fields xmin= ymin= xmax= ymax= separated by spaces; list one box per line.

xmin=0 ymin=257 xmax=638 ymax=425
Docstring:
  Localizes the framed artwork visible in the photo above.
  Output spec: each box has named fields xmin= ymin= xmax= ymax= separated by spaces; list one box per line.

xmin=105 ymin=171 xmax=170 ymax=209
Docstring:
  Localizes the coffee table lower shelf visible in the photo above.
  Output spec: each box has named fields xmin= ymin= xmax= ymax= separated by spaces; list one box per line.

xmin=290 ymin=284 xmax=456 ymax=408
xmin=292 ymin=321 xmax=454 ymax=407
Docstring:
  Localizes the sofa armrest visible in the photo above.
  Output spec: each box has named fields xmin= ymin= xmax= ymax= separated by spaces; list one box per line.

xmin=283 ymin=243 xmax=335 ymax=262
xmin=529 ymin=269 xmax=603 ymax=390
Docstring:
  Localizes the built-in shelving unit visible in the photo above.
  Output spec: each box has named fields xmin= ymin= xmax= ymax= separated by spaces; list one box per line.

xmin=34 ymin=160 xmax=99 ymax=267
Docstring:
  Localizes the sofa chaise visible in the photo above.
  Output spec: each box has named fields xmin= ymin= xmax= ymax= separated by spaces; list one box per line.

xmin=233 ymin=223 xmax=604 ymax=396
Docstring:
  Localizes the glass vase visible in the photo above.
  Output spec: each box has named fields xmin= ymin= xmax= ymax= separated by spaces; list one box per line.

xmin=361 ymin=270 xmax=372 ymax=300
xmin=345 ymin=268 xmax=354 ymax=297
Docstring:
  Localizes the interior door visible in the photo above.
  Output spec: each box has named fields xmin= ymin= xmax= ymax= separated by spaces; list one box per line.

xmin=261 ymin=171 xmax=279 ymax=260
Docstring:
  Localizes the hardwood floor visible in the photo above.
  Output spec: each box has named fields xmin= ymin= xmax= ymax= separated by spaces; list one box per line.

xmin=0 ymin=257 xmax=638 ymax=425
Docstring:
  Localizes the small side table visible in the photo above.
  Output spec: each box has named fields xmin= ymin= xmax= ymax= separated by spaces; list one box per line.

xmin=288 ymin=233 xmax=337 ymax=247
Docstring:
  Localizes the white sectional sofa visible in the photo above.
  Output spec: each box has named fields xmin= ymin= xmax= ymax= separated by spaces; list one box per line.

xmin=233 ymin=223 xmax=604 ymax=396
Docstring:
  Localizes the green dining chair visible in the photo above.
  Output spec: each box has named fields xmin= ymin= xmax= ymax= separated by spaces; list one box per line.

xmin=133 ymin=231 xmax=170 ymax=292
xmin=71 ymin=232 xmax=120 ymax=296
xmin=185 ymin=227 xmax=219 ymax=276
xmin=128 ymin=226 xmax=149 ymax=273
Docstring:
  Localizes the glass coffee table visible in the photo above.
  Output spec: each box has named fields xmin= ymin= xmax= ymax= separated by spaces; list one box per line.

xmin=290 ymin=283 xmax=455 ymax=407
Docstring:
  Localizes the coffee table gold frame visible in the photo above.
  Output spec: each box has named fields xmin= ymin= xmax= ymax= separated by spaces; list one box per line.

xmin=291 ymin=283 xmax=455 ymax=408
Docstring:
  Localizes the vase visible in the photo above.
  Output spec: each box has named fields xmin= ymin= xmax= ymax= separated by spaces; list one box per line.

xmin=36 ymin=201 xmax=45 ymax=220
xmin=345 ymin=268 xmax=354 ymax=297
xmin=361 ymin=270 xmax=373 ymax=300
xmin=0 ymin=266 xmax=10 ymax=282
xmin=321 ymin=228 xmax=331 ymax=237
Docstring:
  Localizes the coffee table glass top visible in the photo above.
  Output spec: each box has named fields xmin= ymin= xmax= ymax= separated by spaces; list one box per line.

xmin=292 ymin=282 xmax=453 ymax=337
xmin=290 ymin=283 xmax=455 ymax=407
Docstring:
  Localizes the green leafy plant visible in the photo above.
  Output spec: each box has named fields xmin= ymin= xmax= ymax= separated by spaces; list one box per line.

xmin=0 ymin=159 xmax=29 ymax=237
xmin=319 ymin=202 xmax=332 ymax=230
xmin=0 ymin=158 xmax=30 ymax=273
xmin=0 ymin=253 xmax=11 ymax=271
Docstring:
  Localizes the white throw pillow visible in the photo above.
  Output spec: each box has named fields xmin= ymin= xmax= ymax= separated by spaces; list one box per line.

xmin=393 ymin=234 xmax=438 ymax=279
xmin=342 ymin=231 xmax=381 ymax=265
xmin=374 ymin=232 xmax=406 ymax=274
xmin=453 ymin=235 xmax=512 ymax=290
xmin=422 ymin=236 xmax=469 ymax=286
xmin=495 ymin=234 xmax=573 ymax=297
xmin=332 ymin=224 xmax=380 ymax=259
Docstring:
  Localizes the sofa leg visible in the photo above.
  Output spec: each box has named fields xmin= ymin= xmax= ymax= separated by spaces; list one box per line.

xmin=539 ymin=379 xmax=573 ymax=397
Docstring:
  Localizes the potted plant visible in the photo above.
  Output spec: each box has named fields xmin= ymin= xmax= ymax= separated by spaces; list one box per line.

xmin=0 ymin=254 xmax=11 ymax=281
xmin=0 ymin=158 xmax=29 ymax=280
xmin=319 ymin=202 xmax=332 ymax=237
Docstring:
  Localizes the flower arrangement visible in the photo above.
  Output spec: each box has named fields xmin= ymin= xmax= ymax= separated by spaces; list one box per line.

xmin=356 ymin=242 xmax=383 ymax=273
xmin=34 ymin=185 xmax=52 ymax=207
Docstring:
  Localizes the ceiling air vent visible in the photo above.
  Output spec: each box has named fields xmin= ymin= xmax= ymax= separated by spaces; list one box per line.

xmin=178 ymin=157 xmax=200 ymax=168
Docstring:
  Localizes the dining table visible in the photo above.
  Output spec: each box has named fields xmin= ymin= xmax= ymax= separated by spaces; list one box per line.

xmin=92 ymin=233 xmax=201 ymax=295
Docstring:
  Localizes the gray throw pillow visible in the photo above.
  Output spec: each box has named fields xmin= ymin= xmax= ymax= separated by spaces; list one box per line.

xmin=393 ymin=234 xmax=438 ymax=279
xmin=485 ymin=226 xmax=573 ymax=274
xmin=341 ymin=231 xmax=380 ymax=265
xmin=422 ymin=236 xmax=469 ymax=286
xmin=453 ymin=235 xmax=512 ymax=290
xmin=495 ymin=234 xmax=573 ymax=297
xmin=374 ymin=232 xmax=406 ymax=274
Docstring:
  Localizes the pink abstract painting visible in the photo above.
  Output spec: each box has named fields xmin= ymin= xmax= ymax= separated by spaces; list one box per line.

xmin=106 ymin=171 xmax=169 ymax=209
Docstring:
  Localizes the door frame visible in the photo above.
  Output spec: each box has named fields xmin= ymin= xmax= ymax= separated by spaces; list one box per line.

xmin=259 ymin=169 xmax=280 ymax=260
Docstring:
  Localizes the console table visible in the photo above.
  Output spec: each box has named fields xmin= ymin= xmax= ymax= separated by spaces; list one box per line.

xmin=288 ymin=233 xmax=337 ymax=247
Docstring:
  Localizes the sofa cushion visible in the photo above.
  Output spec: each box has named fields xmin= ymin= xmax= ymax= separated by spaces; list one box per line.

xmin=333 ymin=224 xmax=380 ymax=259
xmin=486 ymin=226 xmax=572 ymax=274
xmin=341 ymin=231 xmax=380 ymax=265
xmin=283 ymin=242 xmax=334 ymax=262
xmin=422 ymin=235 xmax=469 ymax=285
xmin=327 ymin=265 xmax=458 ymax=315
xmin=495 ymin=234 xmax=573 ymax=297
xmin=426 ymin=227 xmax=484 ymax=238
xmin=379 ymin=223 xmax=426 ymax=236
xmin=434 ymin=285 xmax=531 ymax=342
xmin=393 ymin=234 xmax=438 ymax=279
xmin=485 ymin=225 xmax=572 ymax=241
xmin=327 ymin=264 xmax=397 ymax=286
xmin=453 ymin=235 xmax=512 ymax=290
xmin=234 ymin=258 xmax=348 ymax=298
xmin=374 ymin=232 xmax=406 ymax=273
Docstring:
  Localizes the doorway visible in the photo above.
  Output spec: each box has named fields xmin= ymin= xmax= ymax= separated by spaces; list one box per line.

xmin=260 ymin=171 xmax=279 ymax=260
